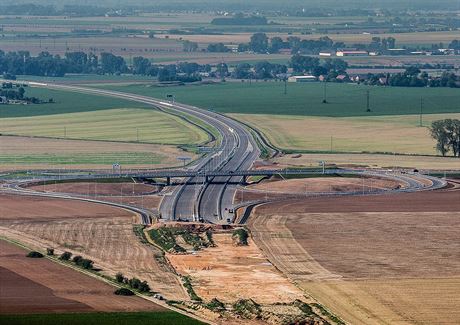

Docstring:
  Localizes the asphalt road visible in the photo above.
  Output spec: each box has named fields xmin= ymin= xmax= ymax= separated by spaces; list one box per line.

xmin=25 ymin=81 xmax=259 ymax=224
xmin=3 ymin=81 xmax=448 ymax=225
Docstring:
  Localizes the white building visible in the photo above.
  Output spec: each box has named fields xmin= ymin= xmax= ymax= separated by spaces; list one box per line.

xmin=336 ymin=50 xmax=368 ymax=57
xmin=288 ymin=75 xmax=317 ymax=82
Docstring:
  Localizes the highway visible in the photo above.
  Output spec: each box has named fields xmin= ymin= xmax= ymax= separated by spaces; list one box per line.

xmin=21 ymin=81 xmax=260 ymax=224
xmin=1 ymin=81 xmax=449 ymax=225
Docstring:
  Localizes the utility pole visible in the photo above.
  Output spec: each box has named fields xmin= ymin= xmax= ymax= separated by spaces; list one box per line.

xmin=284 ymin=78 xmax=287 ymax=95
xmin=419 ymin=97 xmax=423 ymax=127
xmin=366 ymin=89 xmax=371 ymax=112
xmin=136 ymin=128 xmax=139 ymax=142
xmin=322 ymin=81 xmax=327 ymax=103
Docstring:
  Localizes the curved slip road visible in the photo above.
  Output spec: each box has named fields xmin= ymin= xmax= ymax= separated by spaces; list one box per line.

xmin=2 ymin=81 xmax=448 ymax=225
xmin=19 ymin=81 xmax=259 ymax=224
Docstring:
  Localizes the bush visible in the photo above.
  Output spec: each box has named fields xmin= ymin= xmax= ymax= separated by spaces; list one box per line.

xmin=128 ymin=277 xmax=141 ymax=289
xmin=46 ymin=248 xmax=54 ymax=256
xmin=232 ymin=228 xmax=249 ymax=246
xmin=138 ymin=281 xmax=151 ymax=293
xmin=59 ymin=251 xmax=72 ymax=260
xmin=206 ymin=298 xmax=226 ymax=311
xmin=115 ymin=272 xmax=124 ymax=283
xmin=80 ymin=259 xmax=94 ymax=270
xmin=26 ymin=251 xmax=44 ymax=258
xmin=72 ymin=255 xmax=83 ymax=264
xmin=114 ymin=288 xmax=135 ymax=296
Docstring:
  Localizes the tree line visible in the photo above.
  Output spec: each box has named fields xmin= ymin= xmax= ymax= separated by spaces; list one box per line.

xmin=363 ymin=67 xmax=459 ymax=88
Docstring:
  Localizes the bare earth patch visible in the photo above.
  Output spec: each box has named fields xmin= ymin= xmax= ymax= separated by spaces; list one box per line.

xmin=249 ymin=189 xmax=460 ymax=325
xmin=29 ymin=182 xmax=159 ymax=196
xmin=246 ymin=177 xmax=401 ymax=194
xmin=167 ymin=233 xmax=304 ymax=304
xmin=0 ymin=240 xmax=164 ymax=314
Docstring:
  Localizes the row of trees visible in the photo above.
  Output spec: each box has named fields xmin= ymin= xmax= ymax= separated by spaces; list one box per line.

xmin=431 ymin=119 xmax=460 ymax=157
xmin=0 ymin=50 xmax=130 ymax=76
xmin=364 ymin=68 xmax=459 ymax=88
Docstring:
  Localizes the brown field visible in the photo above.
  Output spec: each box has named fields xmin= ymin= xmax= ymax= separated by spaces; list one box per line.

xmin=246 ymin=177 xmax=401 ymax=194
xmin=0 ymin=135 xmax=190 ymax=171
xmin=274 ymin=152 xmax=460 ymax=170
xmin=0 ymin=194 xmax=187 ymax=300
xmin=0 ymin=239 xmax=164 ymax=314
xmin=167 ymin=232 xmax=304 ymax=304
xmin=29 ymin=182 xmax=160 ymax=196
xmin=249 ymin=187 xmax=460 ymax=325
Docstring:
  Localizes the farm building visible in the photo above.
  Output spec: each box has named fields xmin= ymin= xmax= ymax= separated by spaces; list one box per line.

xmin=336 ymin=50 xmax=368 ymax=57
xmin=288 ymin=75 xmax=317 ymax=82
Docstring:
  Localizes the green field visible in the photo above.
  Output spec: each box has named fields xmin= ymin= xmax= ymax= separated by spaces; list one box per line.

xmin=0 ymin=87 xmax=148 ymax=118
xmin=233 ymin=113 xmax=460 ymax=155
xmin=97 ymin=82 xmax=460 ymax=117
xmin=0 ymin=108 xmax=208 ymax=145
xmin=0 ymin=152 xmax=168 ymax=166
xmin=0 ymin=312 xmax=203 ymax=325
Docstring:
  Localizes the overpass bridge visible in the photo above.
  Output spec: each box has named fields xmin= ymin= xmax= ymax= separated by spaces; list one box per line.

xmin=21 ymin=168 xmax=331 ymax=185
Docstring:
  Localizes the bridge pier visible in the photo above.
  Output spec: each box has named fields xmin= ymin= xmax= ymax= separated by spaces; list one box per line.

xmin=166 ymin=177 xmax=171 ymax=186
xmin=205 ymin=175 xmax=210 ymax=183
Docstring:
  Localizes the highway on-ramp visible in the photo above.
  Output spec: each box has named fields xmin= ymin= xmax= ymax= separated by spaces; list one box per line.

xmin=22 ymin=81 xmax=260 ymax=224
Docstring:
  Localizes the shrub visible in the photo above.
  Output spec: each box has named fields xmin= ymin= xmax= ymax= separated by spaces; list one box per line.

xmin=232 ymin=228 xmax=249 ymax=246
xmin=128 ymin=277 xmax=141 ymax=289
xmin=80 ymin=259 xmax=94 ymax=270
xmin=59 ymin=251 xmax=72 ymax=260
xmin=46 ymin=248 xmax=54 ymax=256
xmin=72 ymin=255 xmax=83 ymax=264
xmin=206 ymin=298 xmax=226 ymax=311
xmin=138 ymin=281 xmax=151 ymax=293
xmin=114 ymin=288 xmax=135 ymax=296
xmin=26 ymin=251 xmax=44 ymax=258
xmin=115 ymin=272 xmax=124 ymax=283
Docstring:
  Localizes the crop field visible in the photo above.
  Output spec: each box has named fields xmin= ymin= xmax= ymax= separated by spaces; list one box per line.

xmin=232 ymin=112 xmax=460 ymax=155
xmin=1 ymin=108 xmax=208 ymax=145
xmin=0 ymin=87 xmax=148 ymax=118
xmin=0 ymin=312 xmax=203 ymax=325
xmin=248 ymin=186 xmax=460 ymax=325
xmin=98 ymin=82 xmax=460 ymax=117
xmin=0 ymin=240 xmax=165 ymax=314
xmin=0 ymin=136 xmax=191 ymax=171
xmin=274 ymin=152 xmax=460 ymax=170
xmin=0 ymin=194 xmax=187 ymax=300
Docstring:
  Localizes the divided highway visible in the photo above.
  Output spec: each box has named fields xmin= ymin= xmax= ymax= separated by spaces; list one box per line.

xmin=25 ymin=81 xmax=259 ymax=224
xmin=2 ymin=81 xmax=448 ymax=225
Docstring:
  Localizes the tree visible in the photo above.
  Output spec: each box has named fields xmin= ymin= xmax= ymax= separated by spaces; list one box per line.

xmin=183 ymin=40 xmax=198 ymax=52
xmin=249 ymin=33 xmax=268 ymax=53
xmin=430 ymin=119 xmax=460 ymax=157
xmin=216 ymin=62 xmax=228 ymax=79
xmin=59 ymin=251 xmax=72 ymax=261
xmin=234 ymin=63 xmax=251 ymax=79
xmin=289 ymin=55 xmax=319 ymax=74
xmin=115 ymin=272 xmax=125 ymax=283
xmin=207 ymin=43 xmax=230 ymax=53
xmin=132 ymin=56 xmax=151 ymax=75
xmin=100 ymin=52 xmax=127 ymax=74
xmin=269 ymin=37 xmax=284 ymax=53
